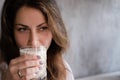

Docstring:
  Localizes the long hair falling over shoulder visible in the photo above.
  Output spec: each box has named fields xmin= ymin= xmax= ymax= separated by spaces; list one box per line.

xmin=0 ymin=0 xmax=69 ymax=80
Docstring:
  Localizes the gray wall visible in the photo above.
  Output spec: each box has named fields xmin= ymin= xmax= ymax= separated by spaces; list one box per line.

xmin=56 ymin=0 xmax=120 ymax=79
xmin=0 ymin=0 xmax=120 ymax=79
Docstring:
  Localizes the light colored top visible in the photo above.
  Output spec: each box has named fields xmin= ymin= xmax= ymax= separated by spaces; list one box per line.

xmin=64 ymin=60 xmax=75 ymax=80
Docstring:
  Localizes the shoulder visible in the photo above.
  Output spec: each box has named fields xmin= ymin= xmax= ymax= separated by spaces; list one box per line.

xmin=63 ymin=60 xmax=75 ymax=80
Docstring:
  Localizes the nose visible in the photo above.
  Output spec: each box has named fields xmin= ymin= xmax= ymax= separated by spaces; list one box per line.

xmin=27 ymin=30 xmax=39 ymax=47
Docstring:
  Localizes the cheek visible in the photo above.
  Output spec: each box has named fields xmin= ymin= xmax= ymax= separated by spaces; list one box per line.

xmin=14 ymin=32 xmax=28 ymax=47
xmin=42 ymin=32 xmax=52 ymax=49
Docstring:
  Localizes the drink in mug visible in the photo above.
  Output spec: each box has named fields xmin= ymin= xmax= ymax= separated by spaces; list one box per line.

xmin=20 ymin=46 xmax=47 ymax=80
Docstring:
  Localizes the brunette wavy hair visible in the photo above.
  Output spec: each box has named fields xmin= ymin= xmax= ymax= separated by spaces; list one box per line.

xmin=0 ymin=0 xmax=68 ymax=80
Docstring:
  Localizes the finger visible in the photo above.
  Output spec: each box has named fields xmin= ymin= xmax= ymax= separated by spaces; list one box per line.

xmin=21 ymin=67 xmax=39 ymax=76
xmin=18 ymin=60 xmax=40 ymax=69
xmin=9 ymin=59 xmax=40 ymax=75
xmin=19 ymin=67 xmax=39 ymax=80
xmin=9 ymin=67 xmax=40 ymax=80
xmin=9 ymin=65 xmax=23 ymax=80
xmin=12 ymin=73 xmax=25 ymax=80
xmin=10 ymin=55 xmax=39 ymax=65
xmin=25 ymin=73 xmax=38 ymax=80
xmin=9 ymin=71 xmax=22 ymax=80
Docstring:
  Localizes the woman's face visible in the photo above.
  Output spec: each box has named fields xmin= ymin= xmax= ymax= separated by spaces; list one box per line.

xmin=14 ymin=6 xmax=52 ymax=49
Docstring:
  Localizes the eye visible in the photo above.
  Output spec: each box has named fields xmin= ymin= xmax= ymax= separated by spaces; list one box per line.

xmin=39 ymin=26 xmax=48 ymax=31
xmin=17 ymin=27 xmax=28 ymax=32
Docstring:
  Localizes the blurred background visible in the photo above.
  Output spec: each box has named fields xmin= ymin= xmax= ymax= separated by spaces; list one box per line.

xmin=0 ymin=0 xmax=120 ymax=80
xmin=56 ymin=0 xmax=120 ymax=79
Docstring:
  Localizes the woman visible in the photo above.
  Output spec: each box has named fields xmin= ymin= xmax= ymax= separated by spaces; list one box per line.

xmin=0 ymin=0 xmax=74 ymax=80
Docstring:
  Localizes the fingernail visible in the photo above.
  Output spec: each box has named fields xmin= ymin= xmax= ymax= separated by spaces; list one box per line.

xmin=39 ymin=61 xmax=43 ymax=65
xmin=35 ymin=71 xmax=39 ymax=74
xmin=39 ymin=66 xmax=42 ymax=70
xmin=37 ymin=56 xmax=41 ymax=59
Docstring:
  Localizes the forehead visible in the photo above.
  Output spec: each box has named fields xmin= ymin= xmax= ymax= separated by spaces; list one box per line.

xmin=15 ymin=6 xmax=46 ymax=26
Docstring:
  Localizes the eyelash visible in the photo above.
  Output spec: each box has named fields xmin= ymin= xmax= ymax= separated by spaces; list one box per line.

xmin=18 ymin=28 xmax=28 ymax=32
xmin=17 ymin=26 xmax=48 ymax=32
xmin=39 ymin=26 xmax=48 ymax=31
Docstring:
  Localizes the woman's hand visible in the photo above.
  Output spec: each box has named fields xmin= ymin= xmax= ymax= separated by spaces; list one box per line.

xmin=9 ymin=55 xmax=40 ymax=80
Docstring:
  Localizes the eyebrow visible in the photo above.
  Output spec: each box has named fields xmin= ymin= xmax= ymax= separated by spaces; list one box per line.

xmin=15 ymin=22 xmax=47 ymax=28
